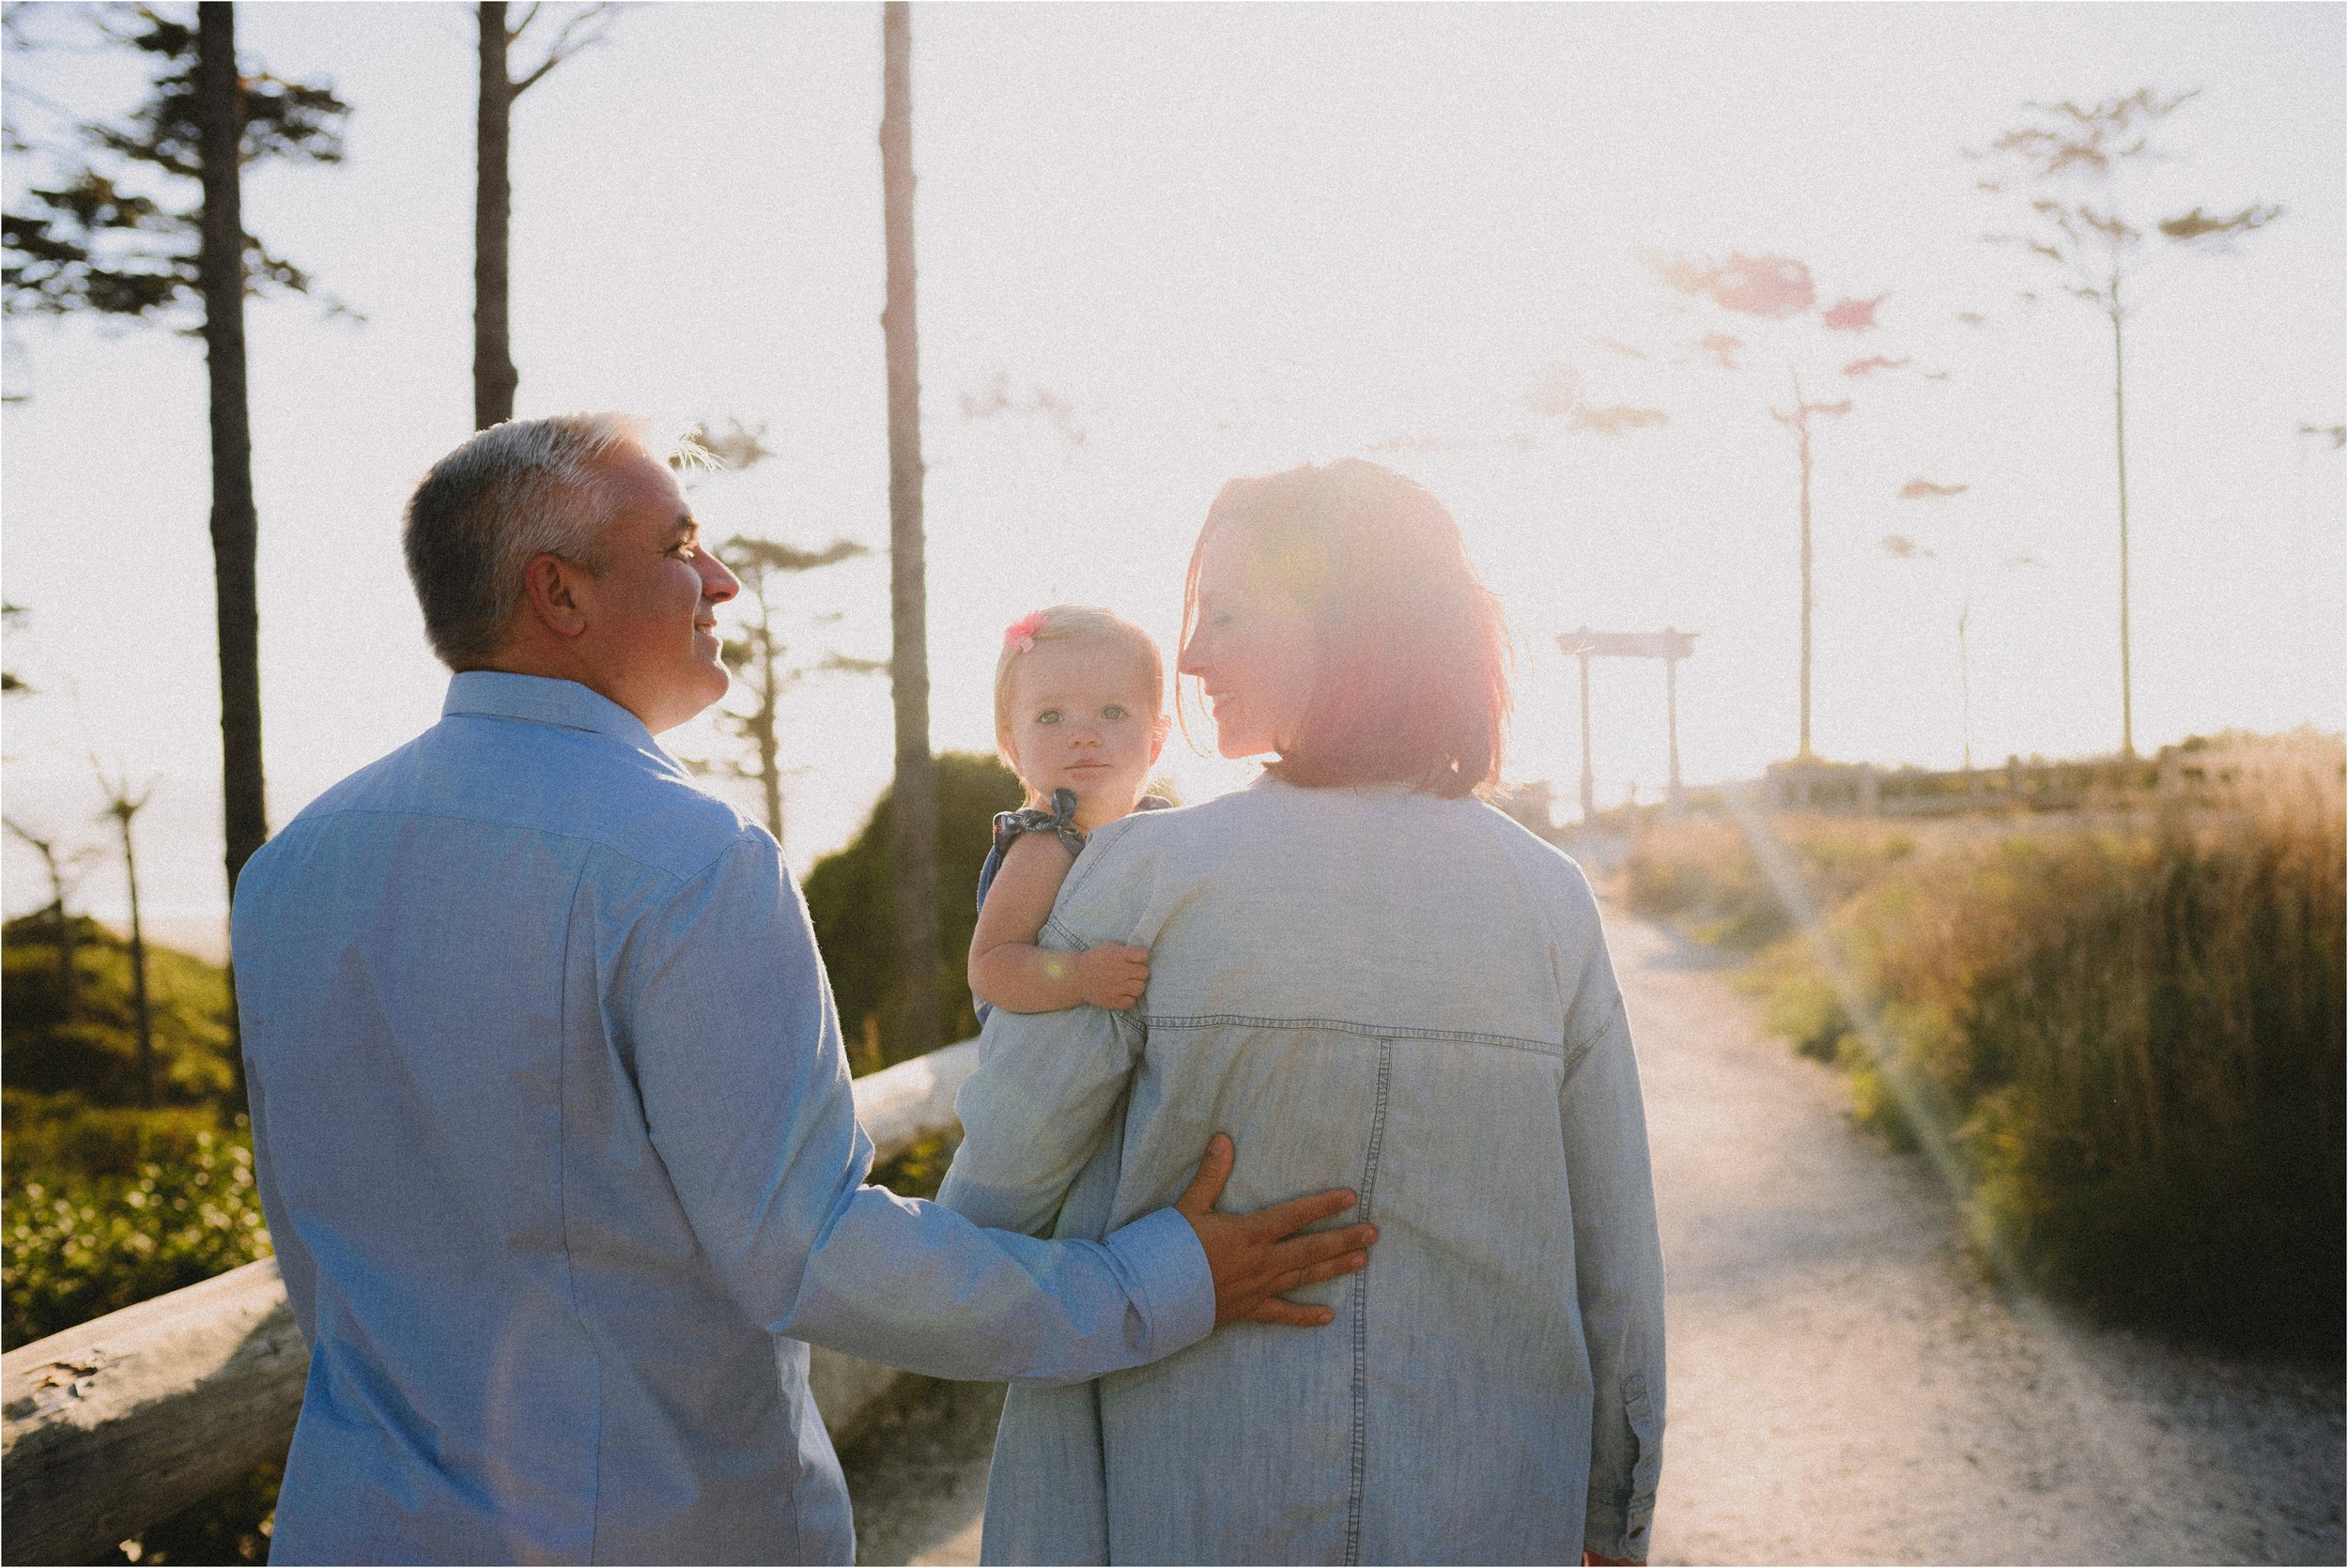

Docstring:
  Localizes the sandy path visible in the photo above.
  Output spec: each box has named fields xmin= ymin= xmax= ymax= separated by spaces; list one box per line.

xmin=1622 ymin=902 xmax=2342 ymax=1565
xmin=839 ymin=1376 xmax=1001 ymax=1567
xmin=842 ymin=899 xmax=2345 ymax=1565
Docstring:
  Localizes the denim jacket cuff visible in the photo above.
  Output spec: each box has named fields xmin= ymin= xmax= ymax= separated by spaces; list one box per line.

xmin=1102 ymin=1207 xmax=1215 ymax=1359
xmin=1583 ymin=1503 xmax=1654 ymax=1564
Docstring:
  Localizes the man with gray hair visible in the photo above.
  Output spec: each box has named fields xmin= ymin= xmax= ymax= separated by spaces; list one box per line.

xmin=231 ymin=414 xmax=1375 ymax=1563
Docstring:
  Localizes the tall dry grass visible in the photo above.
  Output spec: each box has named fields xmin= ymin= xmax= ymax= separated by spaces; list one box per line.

xmin=1622 ymin=746 xmax=2345 ymax=1348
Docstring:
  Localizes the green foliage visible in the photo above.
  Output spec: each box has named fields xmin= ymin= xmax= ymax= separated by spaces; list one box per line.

xmin=1883 ymin=797 xmax=2344 ymax=1347
xmin=803 ymin=751 xmax=1027 ymax=1068
xmin=6 ymin=1088 xmax=228 ymax=1175
xmin=3 ymin=1121 xmax=271 ymax=1351
xmin=2 ymin=915 xmax=263 ymax=1350
xmin=3 ymin=914 xmax=235 ymax=1104
xmin=1762 ymin=967 xmax=1848 ymax=1063
xmin=1632 ymin=757 xmax=2345 ymax=1350
xmin=869 ymin=1132 xmax=960 ymax=1202
xmin=1620 ymin=815 xmax=1914 ymax=952
xmin=3 ymin=5 xmax=350 ymax=326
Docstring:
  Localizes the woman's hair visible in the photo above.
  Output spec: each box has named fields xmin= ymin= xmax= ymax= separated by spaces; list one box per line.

xmin=993 ymin=604 xmax=1167 ymax=772
xmin=1180 ymin=458 xmax=1512 ymax=799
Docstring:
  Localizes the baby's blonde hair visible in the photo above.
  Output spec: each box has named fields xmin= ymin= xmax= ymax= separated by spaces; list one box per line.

xmin=994 ymin=605 xmax=1166 ymax=774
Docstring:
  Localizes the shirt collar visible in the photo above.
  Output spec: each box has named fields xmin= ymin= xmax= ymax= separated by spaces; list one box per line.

xmin=442 ymin=671 xmax=671 ymax=759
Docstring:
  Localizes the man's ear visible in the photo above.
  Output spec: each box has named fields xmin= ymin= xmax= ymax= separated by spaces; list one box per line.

xmin=520 ymin=553 xmax=591 ymax=639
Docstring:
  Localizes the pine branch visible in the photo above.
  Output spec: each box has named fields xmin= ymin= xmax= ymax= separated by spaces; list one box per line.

xmin=512 ymin=1 xmax=619 ymax=95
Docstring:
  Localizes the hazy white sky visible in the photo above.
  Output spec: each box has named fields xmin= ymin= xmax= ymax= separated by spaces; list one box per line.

xmin=4 ymin=1 xmax=2342 ymax=928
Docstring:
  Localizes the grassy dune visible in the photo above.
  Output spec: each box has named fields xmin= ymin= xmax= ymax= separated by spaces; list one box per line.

xmin=1622 ymin=742 xmax=2345 ymax=1350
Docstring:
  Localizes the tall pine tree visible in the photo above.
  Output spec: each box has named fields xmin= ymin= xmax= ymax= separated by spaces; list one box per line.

xmin=4 ymin=4 xmax=350 ymax=913
xmin=879 ymin=1 xmax=941 ymax=1057
xmin=1972 ymin=89 xmax=2280 ymax=757
xmin=473 ymin=2 xmax=615 ymax=428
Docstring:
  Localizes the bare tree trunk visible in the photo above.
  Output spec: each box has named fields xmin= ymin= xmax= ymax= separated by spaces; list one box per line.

xmin=54 ymin=894 xmax=77 ymax=1020
xmin=2109 ymin=299 xmax=2134 ymax=758
xmin=1957 ymin=592 xmax=1974 ymax=776
xmin=45 ymin=851 xmax=78 ymax=1021
xmin=48 ymin=873 xmax=77 ymax=1022
xmin=8 ymin=825 xmax=80 ymax=1018
xmin=197 ymin=4 xmax=268 ymax=908
xmin=1575 ymin=651 xmax=1594 ymax=823
xmin=1791 ymin=370 xmax=1815 ymax=761
xmin=755 ymin=630 xmax=784 ymax=849
xmin=879 ymin=0 xmax=939 ymax=1060
xmin=475 ymin=2 xmax=517 ymax=429
xmin=114 ymin=808 xmax=156 ymax=1107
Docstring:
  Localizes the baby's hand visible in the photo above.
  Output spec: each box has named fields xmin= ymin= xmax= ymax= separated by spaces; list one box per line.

xmin=1075 ymin=943 xmax=1151 ymax=1010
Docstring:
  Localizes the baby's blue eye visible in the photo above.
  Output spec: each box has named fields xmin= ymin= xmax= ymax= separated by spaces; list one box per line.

xmin=1103 ymin=705 xmax=1127 ymax=720
xmin=1037 ymin=710 xmax=1060 ymax=725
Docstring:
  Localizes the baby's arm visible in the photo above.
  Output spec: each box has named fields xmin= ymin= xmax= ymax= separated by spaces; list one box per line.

xmin=968 ymin=831 xmax=1150 ymax=1013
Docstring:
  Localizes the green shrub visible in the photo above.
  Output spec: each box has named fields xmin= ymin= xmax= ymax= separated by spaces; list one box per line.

xmin=803 ymin=751 xmax=1027 ymax=1067
xmin=869 ymin=1132 xmax=961 ymax=1202
xmin=4 ymin=1090 xmax=229 ymax=1176
xmin=2 ymin=915 xmax=237 ymax=1107
xmin=3 ymin=916 xmax=263 ymax=1350
xmin=3 ymin=1125 xmax=272 ymax=1350
xmin=1762 ymin=967 xmax=1848 ymax=1062
xmin=1621 ymin=815 xmax=1916 ymax=953
xmin=1734 ymin=780 xmax=2342 ymax=1348
xmin=1629 ymin=739 xmax=2343 ymax=1348
xmin=1922 ymin=796 xmax=2342 ymax=1345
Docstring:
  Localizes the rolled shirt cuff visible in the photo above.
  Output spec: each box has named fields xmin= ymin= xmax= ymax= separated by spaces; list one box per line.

xmin=1100 ymin=1206 xmax=1215 ymax=1360
xmin=1584 ymin=1498 xmax=1656 ymax=1563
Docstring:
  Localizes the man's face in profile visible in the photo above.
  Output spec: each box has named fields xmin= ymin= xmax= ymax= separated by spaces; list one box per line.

xmin=574 ymin=446 xmax=741 ymax=733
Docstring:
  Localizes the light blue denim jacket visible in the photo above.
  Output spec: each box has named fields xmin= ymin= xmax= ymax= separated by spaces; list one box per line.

xmin=938 ymin=776 xmax=1667 ymax=1565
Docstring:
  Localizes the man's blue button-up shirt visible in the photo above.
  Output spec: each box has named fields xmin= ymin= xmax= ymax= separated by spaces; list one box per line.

xmin=232 ymin=672 xmax=1214 ymax=1564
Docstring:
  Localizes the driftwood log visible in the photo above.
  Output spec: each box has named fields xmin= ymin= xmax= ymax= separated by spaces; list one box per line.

xmin=1 ymin=1038 xmax=979 ymax=1565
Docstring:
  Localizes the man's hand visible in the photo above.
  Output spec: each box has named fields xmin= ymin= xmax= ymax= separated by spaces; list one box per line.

xmin=1075 ymin=942 xmax=1150 ymax=1010
xmin=1174 ymin=1134 xmax=1375 ymax=1327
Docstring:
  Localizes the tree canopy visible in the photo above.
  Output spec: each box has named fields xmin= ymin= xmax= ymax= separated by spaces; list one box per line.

xmin=2 ymin=4 xmax=349 ymax=328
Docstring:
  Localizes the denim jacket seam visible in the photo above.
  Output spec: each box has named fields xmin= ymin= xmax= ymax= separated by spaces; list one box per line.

xmin=1343 ymin=1039 xmax=1397 ymax=1565
xmin=1562 ymin=990 xmax=1625 ymax=1074
xmin=1140 ymin=1011 xmax=1564 ymax=1059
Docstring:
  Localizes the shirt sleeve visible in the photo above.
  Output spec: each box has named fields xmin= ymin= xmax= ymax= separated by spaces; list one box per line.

xmin=1559 ymin=884 xmax=1668 ymax=1563
xmin=616 ymin=834 xmax=1213 ymax=1384
xmin=233 ymin=879 xmax=321 ymax=1350
xmin=239 ymin=1047 xmax=320 ymax=1349
xmin=933 ymin=904 xmax=1146 ymax=1240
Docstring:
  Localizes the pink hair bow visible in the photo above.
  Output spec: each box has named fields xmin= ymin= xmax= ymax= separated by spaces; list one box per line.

xmin=1003 ymin=610 xmax=1046 ymax=654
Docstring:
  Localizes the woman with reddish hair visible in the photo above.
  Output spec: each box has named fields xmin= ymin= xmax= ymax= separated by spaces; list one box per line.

xmin=940 ymin=459 xmax=1666 ymax=1566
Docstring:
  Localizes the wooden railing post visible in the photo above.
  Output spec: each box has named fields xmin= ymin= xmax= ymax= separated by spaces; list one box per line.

xmin=1 ymin=1259 xmax=306 ymax=1565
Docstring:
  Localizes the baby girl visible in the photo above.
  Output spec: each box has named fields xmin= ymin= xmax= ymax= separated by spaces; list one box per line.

xmin=969 ymin=606 xmax=1172 ymax=1021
